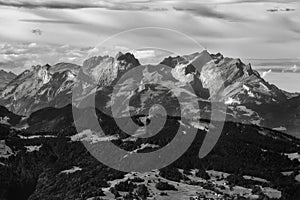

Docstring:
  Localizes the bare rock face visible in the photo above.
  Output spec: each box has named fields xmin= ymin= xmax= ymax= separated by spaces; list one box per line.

xmin=159 ymin=52 xmax=300 ymax=136
xmin=81 ymin=52 xmax=140 ymax=86
xmin=0 ymin=70 xmax=16 ymax=90
xmin=0 ymin=64 xmax=79 ymax=115
xmin=0 ymin=51 xmax=298 ymax=137
xmin=0 ymin=53 xmax=140 ymax=116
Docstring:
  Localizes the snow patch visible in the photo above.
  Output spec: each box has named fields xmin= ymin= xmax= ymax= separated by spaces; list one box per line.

xmin=243 ymin=85 xmax=255 ymax=98
xmin=0 ymin=116 xmax=10 ymax=125
xmin=225 ymin=97 xmax=240 ymax=105
xmin=60 ymin=166 xmax=82 ymax=174
xmin=243 ymin=84 xmax=250 ymax=91
xmin=237 ymin=106 xmax=255 ymax=117
xmin=189 ymin=121 xmax=208 ymax=131
xmin=25 ymin=145 xmax=42 ymax=153
xmin=281 ymin=171 xmax=293 ymax=176
xmin=0 ymin=140 xmax=13 ymax=158
xmin=131 ymin=143 xmax=160 ymax=153
xmin=71 ymin=129 xmax=118 ymax=144
xmin=273 ymin=126 xmax=287 ymax=131
xmin=18 ymin=135 xmax=56 ymax=139
xmin=284 ymin=152 xmax=300 ymax=162
xmin=243 ymin=175 xmax=268 ymax=183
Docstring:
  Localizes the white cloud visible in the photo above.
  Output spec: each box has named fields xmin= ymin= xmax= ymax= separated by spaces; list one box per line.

xmin=132 ymin=50 xmax=156 ymax=59
xmin=0 ymin=43 xmax=95 ymax=74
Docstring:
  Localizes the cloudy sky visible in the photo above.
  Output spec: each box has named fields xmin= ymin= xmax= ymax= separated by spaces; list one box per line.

xmin=0 ymin=0 xmax=299 ymax=74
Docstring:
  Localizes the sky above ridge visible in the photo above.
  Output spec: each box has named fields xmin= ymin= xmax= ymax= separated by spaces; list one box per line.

xmin=0 ymin=0 xmax=300 ymax=74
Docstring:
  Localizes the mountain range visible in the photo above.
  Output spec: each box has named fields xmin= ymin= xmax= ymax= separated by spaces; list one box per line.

xmin=0 ymin=51 xmax=299 ymax=200
xmin=0 ymin=51 xmax=299 ymax=137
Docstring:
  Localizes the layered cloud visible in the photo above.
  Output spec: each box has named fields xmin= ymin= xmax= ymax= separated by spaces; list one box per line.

xmin=0 ymin=43 xmax=94 ymax=74
xmin=173 ymin=4 xmax=246 ymax=21
xmin=21 ymin=19 xmax=80 ymax=24
xmin=0 ymin=0 xmax=298 ymax=10
xmin=0 ymin=0 xmax=151 ymax=10
xmin=0 ymin=0 xmax=299 ymax=73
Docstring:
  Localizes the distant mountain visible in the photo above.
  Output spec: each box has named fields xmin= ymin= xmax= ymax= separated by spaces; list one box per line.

xmin=160 ymin=52 xmax=300 ymax=137
xmin=0 ymin=63 xmax=80 ymax=115
xmin=0 ymin=51 xmax=299 ymax=137
xmin=0 ymin=69 xmax=16 ymax=90
xmin=0 ymin=53 xmax=140 ymax=116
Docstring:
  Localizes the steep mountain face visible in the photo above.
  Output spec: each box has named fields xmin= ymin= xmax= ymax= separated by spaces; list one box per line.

xmin=0 ymin=70 xmax=16 ymax=90
xmin=0 ymin=53 xmax=140 ymax=116
xmin=82 ymin=52 xmax=140 ymax=86
xmin=160 ymin=52 xmax=300 ymax=137
xmin=0 ymin=63 xmax=80 ymax=115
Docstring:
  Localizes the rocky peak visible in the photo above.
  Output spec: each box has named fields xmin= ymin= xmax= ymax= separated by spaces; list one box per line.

xmin=30 ymin=65 xmax=52 ymax=84
xmin=116 ymin=52 xmax=139 ymax=63
xmin=160 ymin=51 xmax=209 ymax=69
xmin=160 ymin=55 xmax=189 ymax=68
xmin=115 ymin=52 xmax=140 ymax=71
xmin=82 ymin=56 xmax=110 ymax=70
xmin=115 ymin=51 xmax=124 ymax=60
xmin=51 ymin=63 xmax=81 ymax=74
xmin=80 ymin=52 xmax=140 ymax=86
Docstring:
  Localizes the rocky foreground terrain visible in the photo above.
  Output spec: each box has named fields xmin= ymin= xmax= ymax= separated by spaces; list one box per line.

xmin=0 ymin=51 xmax=299 ymax=199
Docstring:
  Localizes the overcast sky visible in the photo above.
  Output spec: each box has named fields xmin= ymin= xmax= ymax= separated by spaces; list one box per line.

xmin=0 ymin=0 xmax=299 ymax=74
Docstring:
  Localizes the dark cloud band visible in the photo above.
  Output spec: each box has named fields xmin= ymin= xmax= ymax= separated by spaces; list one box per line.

xmin=0 ymin=0 xmax=149 ymax=10
xmin=20 ymin=19 xmax=80 ymax=24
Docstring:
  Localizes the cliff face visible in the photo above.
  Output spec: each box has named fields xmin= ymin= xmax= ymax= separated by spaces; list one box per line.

xmin=81 ymin=52 xmax=140 ymax=86
xmin=0 ymin=64 xmax=77 ymax=115
xmin=159 ymin=52 xmax=300 ymax=136
xmin=0 ymin=53 xmax=140 ymax=116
